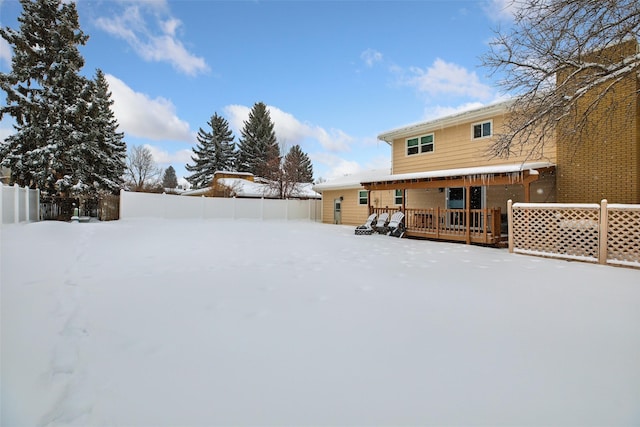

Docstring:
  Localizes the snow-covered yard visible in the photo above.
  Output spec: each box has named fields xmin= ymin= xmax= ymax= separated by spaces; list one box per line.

xmin=1 ymin=219 xmax=639 ymax=426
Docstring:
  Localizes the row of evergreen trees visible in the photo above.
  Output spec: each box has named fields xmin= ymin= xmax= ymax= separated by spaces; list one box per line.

xmin=1 ymin=1 xmax=315 ymax=198
xmin=186 ymin=102 xmax=314 ymax=190
xmin=0 ymin=0 xmax=126 ymax=196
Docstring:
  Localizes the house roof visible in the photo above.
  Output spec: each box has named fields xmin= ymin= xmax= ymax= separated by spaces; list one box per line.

xmin=312 ymin=169 xmax=392 ymax=192
xmin=360 ymin=162 xmax=555 ymax=186
xmin=182 ymin=178 xmax=320 ymax=199
xmin=377 ymin=99 xmax=515 ymax=144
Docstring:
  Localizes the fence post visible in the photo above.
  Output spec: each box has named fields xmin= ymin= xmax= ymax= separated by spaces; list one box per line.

xmin=36 ymin=188 xmax=40 ymax=221
xmin=14 ymin=183 xmax=19 ymax=224
xmin=24 ymin=185 xmax=29 ymax=222
xmin=599 ymin=199 xmax=608 ymax=265
xmin=507 ymin=199 xmax=514 ymax=253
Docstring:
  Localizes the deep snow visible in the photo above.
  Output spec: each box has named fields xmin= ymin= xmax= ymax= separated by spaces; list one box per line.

xmin=1 ymin=219 xmax=639 ymax=426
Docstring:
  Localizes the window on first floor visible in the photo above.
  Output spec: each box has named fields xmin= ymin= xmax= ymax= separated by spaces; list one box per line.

xmin=395 ymin=189 xmax=403 ymax=205
xmin=358 ymin=190 xmax=368 ymax=205
xmin=472 ymin=120 xmax=492 ymax=139
xmin=406 ymin=133 xmax=434 ymax=155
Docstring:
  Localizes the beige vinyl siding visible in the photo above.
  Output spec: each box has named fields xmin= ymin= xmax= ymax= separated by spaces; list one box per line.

xmin=320 ymin=189 xmax=370 ymax=226
xmin=392 ymin=114 xmax=557 ymax=175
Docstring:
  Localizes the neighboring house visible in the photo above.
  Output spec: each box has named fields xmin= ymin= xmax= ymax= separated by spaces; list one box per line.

xmin=314 ymin=39 xmax=639 ymax=245
xmin=182 ymin=170 xmax=320 ymax=199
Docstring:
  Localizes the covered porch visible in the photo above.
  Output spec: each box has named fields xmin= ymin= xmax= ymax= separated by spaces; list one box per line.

xmin=362 ymin=162 xmax=555 ymax=245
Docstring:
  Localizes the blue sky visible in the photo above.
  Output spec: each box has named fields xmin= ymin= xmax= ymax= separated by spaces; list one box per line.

xmin=0 ymin=0 xmax=514 ymax=185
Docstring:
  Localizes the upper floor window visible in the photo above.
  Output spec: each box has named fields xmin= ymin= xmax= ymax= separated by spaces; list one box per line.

xmin=406 ymin=134 xmax=434 ymax=156
xmin=358 ymin=190 xmax=368 ymax=205
xmin=472 ymin=121 xmax=492 ymax=139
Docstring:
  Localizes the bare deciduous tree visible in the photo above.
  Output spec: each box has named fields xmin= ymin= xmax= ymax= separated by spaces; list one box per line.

xmin=125 ymin=145 xmax=162 ymax=192
xmin=482 ymin=0 xmax=640 ymax=158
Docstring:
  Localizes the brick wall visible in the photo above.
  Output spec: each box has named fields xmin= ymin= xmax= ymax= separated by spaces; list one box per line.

xmin=556 ymin=39 xmax=640 ymax=203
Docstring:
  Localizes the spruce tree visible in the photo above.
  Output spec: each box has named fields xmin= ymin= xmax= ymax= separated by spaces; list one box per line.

xmin=283 ymin=144 xmax=314 ymax=183
xmin=162 ymin=165 xmax=178 ymax=189
xmin=186 ymin=113 xmax=236 ymax=189
xmin=78 ymin=69 xmax=126 ymax=195
xmin=235 ymin=102 xmax=280 ymax=179
xmin=0 ymin=0 xmax=90 ymax=194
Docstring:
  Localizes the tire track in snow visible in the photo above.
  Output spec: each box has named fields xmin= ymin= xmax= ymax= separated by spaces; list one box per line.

xmin=41 ymin=225 xmax=96 ymax=426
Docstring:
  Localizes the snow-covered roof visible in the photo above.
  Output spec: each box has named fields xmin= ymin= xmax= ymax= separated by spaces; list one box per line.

xmin=181 ymin=178 xmax=320 ymax=199
xmin=377 ymin=99 xmax=515 ymax=144
xmin=313 ymin=162 xmax=554 ymax=192
xmin=360 ymin=162 xmax=555 ymax=185
xmin=312 ymin=169 xmax=392 ymax=192
xmin=214 ymin=170 xmax=254 ymax=178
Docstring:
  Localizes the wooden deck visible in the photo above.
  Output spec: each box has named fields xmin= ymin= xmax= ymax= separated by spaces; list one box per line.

xmin=371 ymin=207 xmax=503 ymax=245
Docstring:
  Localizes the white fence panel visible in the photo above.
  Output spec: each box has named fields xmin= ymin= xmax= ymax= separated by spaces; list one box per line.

xmin=120 ymin=190 xmax=321 ymax=222
xmin=204 ymin=197 xmax=234 ymax=219
xmin=233 ymin=198 xmax=262 ymax=220
xmin=263 ymin=199 xmax=287 ymax=220
xmin=1 ymin=184 xmax=40 ymax=224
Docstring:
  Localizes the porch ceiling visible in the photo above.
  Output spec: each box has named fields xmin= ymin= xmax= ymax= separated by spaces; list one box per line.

xmin=361 ymin=162 xmax=555 ymax=191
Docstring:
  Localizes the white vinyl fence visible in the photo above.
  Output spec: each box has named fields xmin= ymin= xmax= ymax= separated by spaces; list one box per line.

xmin=508 ymin=199 xmax=640 ymax=268
xmin=1 ymin=184 xmax=40 ymax=224
xmin=120 ymin=190 xmax=322 ymax=222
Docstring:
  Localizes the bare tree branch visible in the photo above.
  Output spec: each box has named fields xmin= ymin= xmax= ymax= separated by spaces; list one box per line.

xmin=482 ymin=0 xmax=640 ymax=157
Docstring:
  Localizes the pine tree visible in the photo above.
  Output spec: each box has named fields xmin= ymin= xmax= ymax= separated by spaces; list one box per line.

xmin=235 ymin=102 xmax=280 ymax=179
xmin=87 ymin=69 xmax=127 ymax=194
xmin=283 ymin=144 xmax=314 ymax=183
xmin=162 ymin=165 xmax=178 ymax=189
xmin=0 ymin=0 xmax=90 ymax=194
xmin=186 ymin=113 xmax=236 ymax=189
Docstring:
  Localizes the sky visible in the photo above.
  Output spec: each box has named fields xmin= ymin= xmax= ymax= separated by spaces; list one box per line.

xmin=0 ymin=0 xmax=515 ymax=186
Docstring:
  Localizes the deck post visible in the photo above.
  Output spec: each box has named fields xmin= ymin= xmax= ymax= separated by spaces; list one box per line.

xmin=507 ymin=199 xmax=514 ymax=253
xmin=483 ymin=207 xmax=488 ymax=242
xmin=465 ymin=185 xmax=471 ymax=244
xmin=599 ymin=199 xmax=608 ymax=265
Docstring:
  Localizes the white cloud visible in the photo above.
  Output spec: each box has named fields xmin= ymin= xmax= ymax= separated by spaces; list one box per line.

xmin=398 ymin=58 xmax=494 ymax=100
xmin=144 ymin=144 xmax=193 ymax=166
xmin=224 ymin=104 xmax=354 ymax=153
xmin=94 ymin=3 xmax=209 ymax=76
xmin=361 ymin=48 xmax=383 ymax=67
xmin=0 ymin=38 xmax=11 ymax=67
xmin=105 ymin=74 xmax=194 ymax=143
xmin=483 ymin=0 xmax=518 ymax=22
xmin=310 ymin=152 xmax=390 ymax=181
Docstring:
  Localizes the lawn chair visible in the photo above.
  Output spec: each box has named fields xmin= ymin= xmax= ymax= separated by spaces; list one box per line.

xmin=373 ymin=212 xmax=390 ymax=234
xmin=386 ymin=211 xmax=405 ymax=238
xmin=355 ymin=213 xmax=377 ymax=235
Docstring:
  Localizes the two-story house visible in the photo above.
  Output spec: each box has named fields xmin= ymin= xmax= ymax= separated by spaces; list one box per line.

xmin=314 ymin=39 xmax=639 ymax=245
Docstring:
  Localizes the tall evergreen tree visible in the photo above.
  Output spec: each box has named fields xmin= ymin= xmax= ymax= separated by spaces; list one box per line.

xmin=71 ymin=69 xmax=126 ymax=195
xmin=162 ymin=165 xmax=178 ymax=189
xmin=186 ymin=113 xmax=236 ymax=189
xmin=235 ymin=102 xmax=280 ymax=179
xmin=283 ymin=144 xmax=313 ymax=183
xmin=0 ymin=0 xmax=90 ymax=194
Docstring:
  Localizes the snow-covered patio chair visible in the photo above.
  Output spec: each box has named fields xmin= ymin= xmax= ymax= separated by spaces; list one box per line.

xmin=373 ymin=212 xmax=390 ymax=234
xmin=354 ymin=213 xmax=377 ymax=235
xmin=385 ymin=211 xmax=405 ymax=238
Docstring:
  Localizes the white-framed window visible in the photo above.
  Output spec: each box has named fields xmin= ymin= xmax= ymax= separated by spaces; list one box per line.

xmin=472 ymin=120 xmax=492 ymax=139
xmin=394 ymin=189 xmax=403 ymax=205
xmin=358 ymin=190 xmax=368 ymax=205
xmin=406 ymin=133 xmax=434 ymax=156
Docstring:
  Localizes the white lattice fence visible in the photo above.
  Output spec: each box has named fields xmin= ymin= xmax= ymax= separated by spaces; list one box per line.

xmin=508 ymin=200 xmax=640 ymax=268
xmin=607 ymin=205 xmax=640 ymax=267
